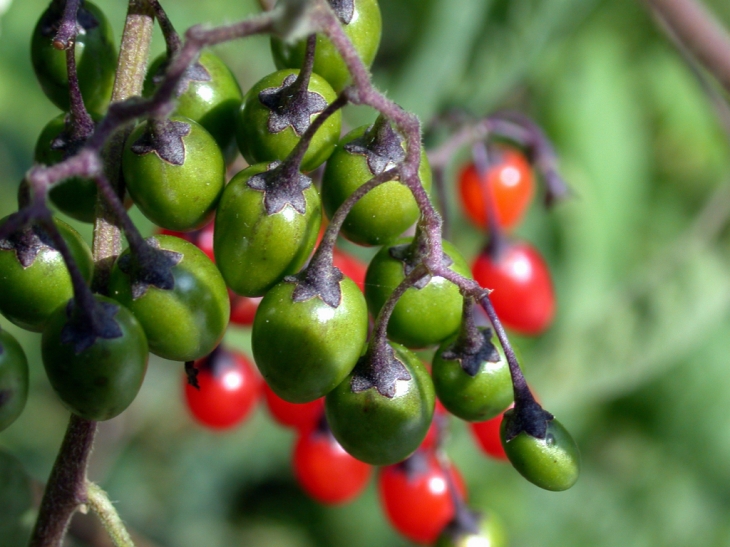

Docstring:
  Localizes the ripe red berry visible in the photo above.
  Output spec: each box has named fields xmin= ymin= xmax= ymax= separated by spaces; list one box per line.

xmin=184 ymin=347 xmax=260 ymax=430
xmin=293 ymin=424 xmax=372 ymax=505
xmin=332 ymin=248 xmax=367 ymax=292
xmin=471 ymin=242 xmax=555 ymax=335
xmin=379 ymin=451 xmax=466 ymax=544
xmin=419 ymin=399 xmax=448 ymax=452
xmin=228 ymin=292 xmax=261 ymax=327
xmin=158 ymin=219 xmax=215 ymax=263
xmin=458 ymin=148 xmax=534 ymax=230
xmin=470 ymin=412 xmax=509 ymax=461
xmin=262 ymin=382 xmax=324 ymax=432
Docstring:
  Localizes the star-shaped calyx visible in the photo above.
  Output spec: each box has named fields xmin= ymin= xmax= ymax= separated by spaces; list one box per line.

xmin=258 ymin=74 xmax=328 ymax=137
xmin=350 ymin=343 xmax=412 ymax=399
xmin=151 ymin=59 xmax=211 ymax=97
xmin=502 ymin=398 xmax=555 ymax=441
xmin=130 ymin=118 xmax=191 ymax=166
xmin=247 ymin=162 xmax=313 ymax=216
xmin=329 ymin=0 xmax=355 ymax=24
xmin=441 ymin=327 xmax=501 ymax=377
xmin=60 ymin=298 xmax=124 ymax=354
xmin=344 ymin=118 xmax=406 ymax=175
xmin=388 ymin=242 xmax=453 ymax=290
xmin=0 ymin=224 xmax=55 ymax=268
xmin=288 ymin=258 xmax=344 ymax=309
xmin=116 ymin=237 xmax=183 ymax=300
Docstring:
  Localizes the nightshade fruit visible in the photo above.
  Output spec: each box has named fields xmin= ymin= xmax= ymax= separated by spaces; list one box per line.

xmin=0 ymin=217 xmax=93 ymax=333
xmin=0 ymin=329 xmax=29 ymax=431
xmin=325 ymin=343 xmax=435 ymax=465
xmin=432 ymin=328 xmax=513 ymax=421
xmin=364 ymin=238 xmax=471 ymax=348
xmin=41 ymin=296 xmax=148 ymax=421
xmin=109 ymin=235 xmax=229 ymax=363
xmin=500 ymin=412 xmax=580 ymax=491
xmin=252 ymin=275 xmax=368 ymax=403
xmin=31 ymin=1 xmax=117 ymax=115
xmin=122 ymin=116 xmax=225 ymax=232
xmin=214 ymin=162 xmax=322 ymax=297
xmin=321 ymin=119 xmax=432 ymax=246
xmin=271 ymin=0 xmax=382 ymax=92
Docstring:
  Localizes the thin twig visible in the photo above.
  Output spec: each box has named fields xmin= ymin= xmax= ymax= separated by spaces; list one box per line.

xmin=642 ymin=0 xmax=730 ymax=93
xmin=86 ymin=483 xmax=135 ymax=547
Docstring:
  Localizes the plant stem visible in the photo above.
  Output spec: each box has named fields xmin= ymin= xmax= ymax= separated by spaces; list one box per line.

xmin=86 ymin=482 xmax=135 ymax=547
xmin=92 ymin=0 xmax=155 ymax=292
xmin=28 ymin=416 xmax=97 ymax=547
xmin=29 ymin=3 xmax=157 ymax=546
xmin=52 ymin=0 xmax=80 ymax=50
xmin=478 ymin=295 xmax=535 ymax=408
xmin=642 ymin=0 xmax=730 ymax=94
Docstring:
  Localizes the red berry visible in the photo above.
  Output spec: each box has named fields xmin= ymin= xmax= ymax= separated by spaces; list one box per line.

xmin=158 ymin=219 xmax=215 ymax=263
xmin=458 ymin=148 xmax=534 ymax=230
xmin=332 ymin=249 xmax=367 ymax=292
xmin=419 ymin=399 xmax=448 ymax=452
xmin=229 ymin=291 xmax=261 ymax=326
xmin=293 ymin=426 xmax=372 ymax=504
xmin=262 ymin=382 xmax=324 ymax=432
xmin=379 ymin=451 xmax=466 ymax=544
xmin=471 ymin=242 xmax=555 ymax=335
xmin=184 ymin=347 xmax=260 ymax=430
xmin=470 ymin=413 xmax=509 ymax=461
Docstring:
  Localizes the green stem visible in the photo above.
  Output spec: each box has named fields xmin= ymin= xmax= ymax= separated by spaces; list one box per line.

xmin=92 ymin=0 xmax=155 ymax=293
xmin=86 ymin=482 xmax=135 ymax=547
xmin=29 ymin=3 xmax=156 ymax=547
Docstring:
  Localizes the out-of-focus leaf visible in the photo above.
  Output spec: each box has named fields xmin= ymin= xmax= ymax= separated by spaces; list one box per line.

xmin=387 ymin=0 xmax=492 ymax=119
xmin=0 ymin=448 xmax=34 ymax=547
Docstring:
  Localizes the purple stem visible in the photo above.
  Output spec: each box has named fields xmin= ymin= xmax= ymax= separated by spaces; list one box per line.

xmin=52 ymin=0 xmax=81 ymax=50
xmin=28 ymin=416 xmax=97 ymax=547
xmin=66 ymin=47 xmax=95 ymax=141
xmin=148 ymin=0 xmax=182 ymax=54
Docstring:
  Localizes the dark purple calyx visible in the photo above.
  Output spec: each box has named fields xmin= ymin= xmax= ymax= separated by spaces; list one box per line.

xmin=247 ymin=161 xmax=313 ymax=215
xmin=258 ymin=74 xmax=327 ymax=137
xmin=329 ymin=0 xmax=355 ymax=24
xmin=130 ymin=118 xmax=191 ymax=166
xmin=388 ymin=240 xmax=452 ymax=290
xmin=441 ymin=327 xmax=500 ymax=377
xmin=344 ymin=117 xmax=406 ymax=175
xmin=116 ymin=237 xmax=183 ymax=299
xmin=151 ymin=59 xmax=211 ymax=97
xmin=60 ymin=298 xmax=123 ymax=354
xmin=0 ymin=223 xmax=55 ymax=268
xmin=350 ymin=343 xmax=411 ymax=398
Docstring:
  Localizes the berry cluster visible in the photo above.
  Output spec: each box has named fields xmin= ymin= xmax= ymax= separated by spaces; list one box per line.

xmin=0 ymin=0 xmax=581 ymax=545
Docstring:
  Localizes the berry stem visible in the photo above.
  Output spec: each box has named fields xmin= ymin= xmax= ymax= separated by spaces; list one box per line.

xmin=310 ymin=166 xmax=396 ymax=268
xmin=29 ymin=3 xmax=157 ymax=546
xmin=434 ymin=450 xmax=480 ymax=536
xmin=478 ymin=295 xmax=537 ymax=411
xmin=52 ymin=0 xmax=81 ymax=50
xmin=643 ymin=0 xmax=730 ymax=94
xmin=280 ymin=91 xmax=348 ymax=182
xmin=39 ymin=215 xmax=97 ymax=318
xmin=148 ymin=0 xmax=182 ymax=55
xmin=85 ymin=482 xmax=135 ymax=547
xmin=92 ymin=0 xmax=156 ymax=292
xmin=28 ymin=415 xmax=97 ymax=547
xmin=65 ymin=44 xmax=95 ymax=141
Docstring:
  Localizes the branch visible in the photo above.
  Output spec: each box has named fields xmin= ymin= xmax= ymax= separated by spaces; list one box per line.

xmin=642 ymin=0 xmax=730 ymax=93
xmin=86 ymin=483 xmax=135 ymax=547
xmin=28 ymin=416 xmax=97 ymax=547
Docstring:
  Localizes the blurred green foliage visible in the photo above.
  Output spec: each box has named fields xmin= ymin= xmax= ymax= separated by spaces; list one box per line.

xmin=3 ymin=0 xmax=730 ymax=546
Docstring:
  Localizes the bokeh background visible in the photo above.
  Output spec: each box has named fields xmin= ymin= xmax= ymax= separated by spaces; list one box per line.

xmin=3 ymin=0 xmax=730 ymax=546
